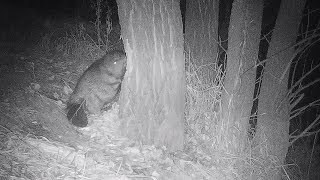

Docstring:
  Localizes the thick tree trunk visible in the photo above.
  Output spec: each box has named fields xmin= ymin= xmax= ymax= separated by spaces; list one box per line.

xmin=256 ymin=0 xmax=306 ymax=179
xmin=185 ymin=0 xmax=219 ymax=84
xmin=116 ymin=0 xmax=185 ymax=151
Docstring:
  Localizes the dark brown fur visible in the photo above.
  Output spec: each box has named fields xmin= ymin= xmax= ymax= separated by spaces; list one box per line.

xmin=67 ymin=50 xmax=126 ymax=127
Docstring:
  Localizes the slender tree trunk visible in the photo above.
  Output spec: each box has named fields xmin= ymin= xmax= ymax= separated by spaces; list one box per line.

xmin=220 ymin=0 xmax=247 ymax=153
xmin=116 ymin=0 xmax=185 ymax=151
xmin=256 ymin=0 xmax=306 ymax=179
xmin=219 ymin=0 xmax=264 ymax=156
xmin=235 ymin=0 xmax=264 ymax=150
xmin=185 ymin=0 xmax=219 ymax=84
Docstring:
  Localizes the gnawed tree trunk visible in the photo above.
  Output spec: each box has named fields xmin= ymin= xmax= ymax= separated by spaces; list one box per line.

xmin=256 ymin=0 xmax=306 ymax=179
xmin=116 ymin=0 xmax=185 ymax=151
xmin=185 ymin=0 xmax=219 ymax=84
xmin=221 ymin=0 xmax=262 ymax=154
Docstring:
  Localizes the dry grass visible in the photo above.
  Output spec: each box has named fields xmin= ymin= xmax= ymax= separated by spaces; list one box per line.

xmin=1 ymin=2 xmax=224 ymax=180
xmin=284 ymin=29 xmax=320 ymax=180
xmin=183 ymin=25 xmax=320 ymax=180
xmin=1 ymin=2 xmax=319 ymax=180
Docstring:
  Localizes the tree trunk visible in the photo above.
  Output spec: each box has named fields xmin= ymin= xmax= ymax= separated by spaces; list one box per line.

xmin=116 ymin=0 xmax=185 ymax=151
xmin=242 ymin=0 xmax=263 ymax=139
xmin=185 ymin=0 xmax=219 ymax=84
xmin=256 ymin=0 xmax=306 ymax=179
xmin=220 ymin=0 xmax=261 ymax=153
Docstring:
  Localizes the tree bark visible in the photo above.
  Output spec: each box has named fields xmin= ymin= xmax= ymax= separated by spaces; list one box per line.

xmin=220 ymin=0 xmax=247 ymax=153
xmin=219 ymin=0 xmax=264 ymax=155
xmin=116 ymin=0 xmax=185 ymax=151
xmin=256 ymin=0 xmax=306 ymax=178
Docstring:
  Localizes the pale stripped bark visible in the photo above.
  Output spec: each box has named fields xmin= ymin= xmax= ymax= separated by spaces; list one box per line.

xmin=256 ymin=0 xmax=306 ymax=178
xmin=116 ymin=0 xmax=185 ymax=151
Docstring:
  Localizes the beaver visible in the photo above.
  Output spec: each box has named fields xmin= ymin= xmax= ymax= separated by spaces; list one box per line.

xmin=67 ymin=50 xmax=126 ymax=127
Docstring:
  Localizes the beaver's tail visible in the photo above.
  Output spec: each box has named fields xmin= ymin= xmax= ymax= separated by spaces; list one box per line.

xmin=67 ymin=99 xmax=88 ymax=127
